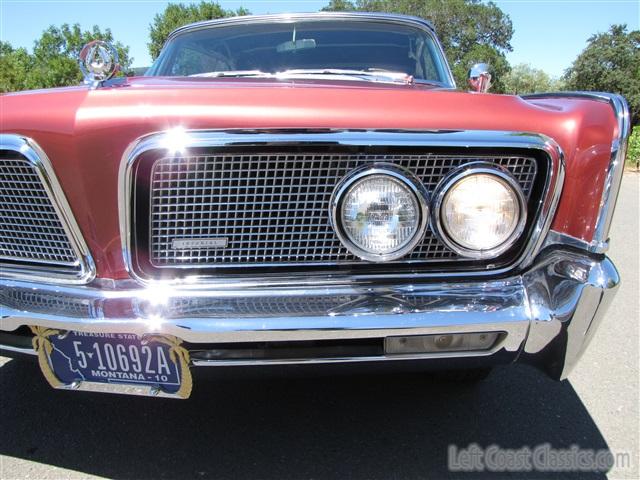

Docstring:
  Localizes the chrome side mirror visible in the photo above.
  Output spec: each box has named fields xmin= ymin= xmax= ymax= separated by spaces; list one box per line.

xmin=468 ymin=63 xmax=492 ymax=93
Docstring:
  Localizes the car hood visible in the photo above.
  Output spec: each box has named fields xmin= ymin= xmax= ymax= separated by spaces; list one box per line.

xmin=1 ymin=75 xmax=614 ymax=141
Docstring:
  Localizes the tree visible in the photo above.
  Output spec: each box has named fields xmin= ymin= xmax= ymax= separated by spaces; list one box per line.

xmin=0 ymin=24 xmax=132 ymax=93
xmin=321 ymin=0 xmax=514 ymax=92
xmin=148 ymin=2 xmax=250 ymax=60
xmin=0 ymin=42 xmax=34 ymax=92
xmin=565 ymin=24 xmax=640 ymax=124
xmin=322 ymin=0 xmax=356 ymax=10
xmin=503 ymin=63 xmax=564 ymax=95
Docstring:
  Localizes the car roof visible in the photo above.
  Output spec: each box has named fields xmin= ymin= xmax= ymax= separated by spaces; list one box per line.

xmin=166 ymin=11 xmax=437 ymax=43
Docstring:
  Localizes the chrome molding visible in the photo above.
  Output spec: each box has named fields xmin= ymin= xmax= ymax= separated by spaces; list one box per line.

xmin=0 ymin=343 xmax=37 ymax=356
xmin=430 ymin=163 xmax=528 ymax=259
xmin=190 ymin=348 xmax=502 ymax=367
xmin=522 ymin=92 xmax=631 ymax=252
xmin=154 ymin=12 xmax=456 ymax=89
xmin=542 ymin=230 xmax=609 ymax=255
xmin=119 ymin=129 xmax=564 ymax=286
xmin=329 ymin=164 xmax=430 ymax=262
xmin=0 ymin=134 xmax=96 ymax=284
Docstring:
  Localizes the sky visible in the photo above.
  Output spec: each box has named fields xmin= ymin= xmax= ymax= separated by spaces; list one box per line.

xmin=0 ymin=0 xmax=638 ymax=77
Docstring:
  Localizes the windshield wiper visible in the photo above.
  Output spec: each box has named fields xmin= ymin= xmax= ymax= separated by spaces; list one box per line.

xmin=276 ymin=68 xmax=415 ymax=84
xmin=189 ymin=70 xmax=271 ymax=78
xmin=189 ymin=68 xmax=422 ymax=85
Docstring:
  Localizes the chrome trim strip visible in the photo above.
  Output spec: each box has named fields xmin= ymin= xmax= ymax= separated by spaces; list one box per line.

xmin=0 ymin=343 xmax=37 ymax=356
xmin=190 ymin=349 xmax=500 ymax=367
xmin=542 ymin=230 xmax=609 ymax=254
xmin=156 ymin=12 xmax=456 ymax=89
xmin=522 ymin=92 xmax=631 ymax=252
xmin=0 ymin=134 xmax=96 ymax=284
xmin=430 ymin=163 xmax=528 ymax=259
xmin=119 ymin=129 xmax=564 ymax=286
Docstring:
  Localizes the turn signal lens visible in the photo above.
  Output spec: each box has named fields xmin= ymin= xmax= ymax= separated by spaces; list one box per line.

xmin=385 ymin=332 xmax=500 ymax=354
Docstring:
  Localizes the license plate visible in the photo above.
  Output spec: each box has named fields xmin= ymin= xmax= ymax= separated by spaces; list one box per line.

xmin=34 ymin=329 xmax=191 ymax=398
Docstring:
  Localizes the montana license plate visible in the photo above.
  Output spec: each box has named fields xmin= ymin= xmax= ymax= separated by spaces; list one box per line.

xmin=36 ymin=330 xmax=191 ymax=398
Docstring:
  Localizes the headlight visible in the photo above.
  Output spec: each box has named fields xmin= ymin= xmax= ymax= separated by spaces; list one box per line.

xmin=331 ymin=166 xmax=428 ymax=262
xmin=434 ymin=166 xmax=526 ymax=258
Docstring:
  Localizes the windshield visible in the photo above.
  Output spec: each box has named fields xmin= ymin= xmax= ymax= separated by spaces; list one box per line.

xmin=148 ymin=20 xmax=452 ymax=85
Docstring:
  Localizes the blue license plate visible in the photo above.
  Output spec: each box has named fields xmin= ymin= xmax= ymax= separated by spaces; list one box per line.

xmin=47 ymin=331 xmax=183 ymax=394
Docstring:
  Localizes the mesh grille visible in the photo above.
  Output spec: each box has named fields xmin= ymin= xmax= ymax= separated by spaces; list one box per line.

xmin=0 ymin=156 xmax=80 ymax=269
xmin=148 ymin=152 xmax=538 ymax=268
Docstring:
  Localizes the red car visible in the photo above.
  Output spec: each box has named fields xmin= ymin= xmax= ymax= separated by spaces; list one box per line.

xmin=0 ymin=13 xmax=630 ymax=399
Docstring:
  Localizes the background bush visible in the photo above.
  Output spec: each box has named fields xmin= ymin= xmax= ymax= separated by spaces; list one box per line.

xmin=627 ymin=128 xmax=639 ymax=170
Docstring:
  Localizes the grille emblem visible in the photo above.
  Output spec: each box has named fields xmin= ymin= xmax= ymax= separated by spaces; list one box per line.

xmin=171 ymin=238 xmax=228 ymax=250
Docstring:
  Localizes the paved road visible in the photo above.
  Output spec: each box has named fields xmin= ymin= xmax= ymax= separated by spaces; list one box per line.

xmin=1 ymin=175 xmax=638 ymax=480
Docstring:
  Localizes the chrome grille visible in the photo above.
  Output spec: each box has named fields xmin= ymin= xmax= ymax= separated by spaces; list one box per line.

xmin=0 ymin=156 xmax=80 ymax=269
xmin=148 ymin=152 xmax=538 ymax=267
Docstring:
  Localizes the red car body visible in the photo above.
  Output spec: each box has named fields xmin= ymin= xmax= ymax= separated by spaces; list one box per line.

xmin=0 ymin=13 xmax=630 ymax=399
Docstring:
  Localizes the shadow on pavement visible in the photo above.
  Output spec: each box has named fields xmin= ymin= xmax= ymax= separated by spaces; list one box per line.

xmin=0 ymin=359 xmax=611 ymax=479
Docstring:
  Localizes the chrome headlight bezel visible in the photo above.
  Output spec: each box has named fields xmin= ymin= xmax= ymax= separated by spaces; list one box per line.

xmin=431 ymin=163 xmax=528 ymax=259
xmin=330 ymin=164 xmax=429 ymax=262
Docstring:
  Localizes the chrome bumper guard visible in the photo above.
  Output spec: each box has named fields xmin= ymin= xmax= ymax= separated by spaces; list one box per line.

xmin=0 ymin=248 xmax=619 ymax=380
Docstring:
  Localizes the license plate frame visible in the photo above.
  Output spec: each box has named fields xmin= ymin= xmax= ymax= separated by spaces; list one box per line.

xmin=30 ymin=327 xmax=192 ymax=399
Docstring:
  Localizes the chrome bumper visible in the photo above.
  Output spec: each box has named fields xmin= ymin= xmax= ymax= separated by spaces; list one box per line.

xmin=0 ymin=249 xmax=619 ymax=379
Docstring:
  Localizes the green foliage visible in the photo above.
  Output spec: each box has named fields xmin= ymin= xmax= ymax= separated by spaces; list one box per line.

xmin=565 ymin=24 xmax=640 ymax=124
xmin=0 ymin=24 xmax=132 ymax=93
xmin=321 ymin=0 xmax=356 ymax=10
xmin=503 ymin=63 xmax=565 ymax=95
xmin=321 ymin=0 xmax=514 ymax=92
xmin=148 ymin=1 xmax=250 ymax=60
xmin=0 ymin=42 xmax=33 ymax=92
xmin=627 ymin=128 xmax=639 ymax=170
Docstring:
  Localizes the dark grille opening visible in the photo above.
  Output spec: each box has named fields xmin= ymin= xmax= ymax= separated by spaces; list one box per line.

xmin=131 ymin=145 xmax=546 ymax=278
xmin=188 ymin=338 xmax=384 ymax=362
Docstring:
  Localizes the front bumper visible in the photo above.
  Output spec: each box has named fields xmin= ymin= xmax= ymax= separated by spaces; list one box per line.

xmin=0 ymin=248 xmax=619 ymax=380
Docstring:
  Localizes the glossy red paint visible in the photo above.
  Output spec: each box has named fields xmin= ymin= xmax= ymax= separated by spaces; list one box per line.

xmin=1 ymin=77 xmax=617 ymax=279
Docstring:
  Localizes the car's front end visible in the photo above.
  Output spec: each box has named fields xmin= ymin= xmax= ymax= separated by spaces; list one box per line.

xmin=0 ymin=13 xmax=629 ymax=399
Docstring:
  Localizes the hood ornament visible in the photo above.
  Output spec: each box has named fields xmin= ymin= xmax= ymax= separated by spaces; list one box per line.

xmin=79 ymin=40 xmax=119 ymax=88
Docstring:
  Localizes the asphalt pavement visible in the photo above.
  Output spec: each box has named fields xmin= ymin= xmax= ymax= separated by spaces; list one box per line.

xmin=1 ymin=175 xmax=638 ymax=480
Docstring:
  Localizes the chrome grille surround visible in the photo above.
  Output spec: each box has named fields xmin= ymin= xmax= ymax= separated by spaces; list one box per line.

xmin=120 ymin=130 xmax=564 ymax=284
xmin=0 ymin=135 xmax=95 ymax=284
